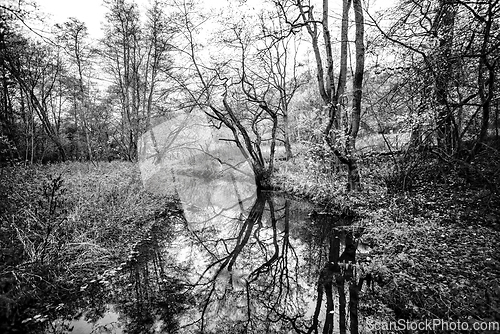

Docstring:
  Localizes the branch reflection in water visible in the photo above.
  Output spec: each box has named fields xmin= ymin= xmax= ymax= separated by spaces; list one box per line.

xmin=137 ymin=110 xmax=373 ymax=333
xmin=47 ymin=110 xmax=375 ymax=334
xmin=173 ymin=191 xmax=371 ymax=334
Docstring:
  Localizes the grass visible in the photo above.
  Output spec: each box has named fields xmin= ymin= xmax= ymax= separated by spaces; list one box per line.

xmin=1 ymin=135 xmax=499 ymax=331
xmin=0 ymin=161 xmax=178 ymax=332
xmin=271 ymin=148 xmax=388 ymax=216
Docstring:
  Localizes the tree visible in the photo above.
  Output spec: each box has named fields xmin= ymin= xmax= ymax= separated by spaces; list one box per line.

xmin=101 ymin=0 xmax=175 ymax=161
xmin=56 ymin=18 xmax=96 ymax=161
xmin=2 ymin=33 xmax=68 ymax=160
xmin=257 ymin=10 xmax=305 ymax=160
xmin=367 ymin=0 xmax=500 ymax=160
xmin=142 ymin=0 xmax=175 ymax=127
xmin=278 ymin=0 xmax=366 ymax=191
xmin=101 ymin=0 xmax=142 ymax=161
xmin=0 ymin=11 xmax=19 ymax=164
xmin=0 ymin=0 xmax=63 ymax=163
xmin=172 ymin=1 xmax=302 ymax=189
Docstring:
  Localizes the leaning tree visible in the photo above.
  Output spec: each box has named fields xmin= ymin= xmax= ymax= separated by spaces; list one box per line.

xmin=171 ymin=1 xmax=302 ymax=190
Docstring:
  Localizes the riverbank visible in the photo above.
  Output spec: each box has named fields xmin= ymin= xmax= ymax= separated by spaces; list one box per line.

xmin=0 ymin=162 xmax=180 ymax=332
xmin=272 ymin=150 xmax=500 ymax=328
xmin=1 ymin=153 xmax=499 ymax=332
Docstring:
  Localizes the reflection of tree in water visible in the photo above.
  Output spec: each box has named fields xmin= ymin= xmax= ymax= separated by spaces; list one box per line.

xmin=112 ymin=219 xmax=192 ymax=333
xmin=180 ymin=193 xmax=302 ymax=333
xmin=180 ymin=193 xmax=371 ymax=334
xmin=135 ymin=105 xmax=375 ymax=333
xmin=306 ymin=217 xmax=370 ymax=334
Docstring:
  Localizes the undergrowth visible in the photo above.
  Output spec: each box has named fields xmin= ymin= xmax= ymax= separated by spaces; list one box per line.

xmin=0 ymin=161 xmax=176 ymax=332
xmin=271 ymin=141 xmax=500 ymax=329
xmin=1 ymin=140 xmax=499 ymax=332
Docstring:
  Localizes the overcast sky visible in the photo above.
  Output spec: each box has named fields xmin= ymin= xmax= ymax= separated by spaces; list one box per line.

xmin=37 ymin=0 xmax=110 ymax=38
xmin=36 ymin=0 xmax=236 ymax=39
xmin=35 ymin=0 xmax=393 ymax=38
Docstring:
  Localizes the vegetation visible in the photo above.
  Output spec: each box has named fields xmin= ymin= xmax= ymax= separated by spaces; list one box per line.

xmin=0 ymin=0 xmax=499 ymax=332
xmin=273 ymin=136 xmax=500 ymax=325
xmin=0 ymin=162 xmax=180 ymax=332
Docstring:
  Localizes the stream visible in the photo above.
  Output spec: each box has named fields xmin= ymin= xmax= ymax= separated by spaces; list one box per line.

xmin=47 ymin=190 xmax=373 ymax=334
xmin=46 ymin=113 xmax=376 ymax=333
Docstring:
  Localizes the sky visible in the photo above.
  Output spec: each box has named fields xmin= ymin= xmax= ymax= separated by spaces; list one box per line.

xmin=36 ymin=0 xmax=110 ymax=38
xmin=34 ymin=0 xmax=394 ymax=40
xmin=34 ymin=0 xmax=232 ymax=39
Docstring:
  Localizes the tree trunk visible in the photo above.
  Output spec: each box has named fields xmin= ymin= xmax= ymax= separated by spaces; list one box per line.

xmin=337 ymin=275 xmax=347 ymax=334
xmin=254 ymin=166 xmax=273 ymax=191
xmin=347 ymin=160 xmax=361 ymax=191
xmin=434 ymin=0 xmax=457 ymax=155
xmin=283 ymin=113 xmax=293 ymax=160
xmin=495 ymin=97 xmax=499 ymax=140
xmin=468 ymin=0 xmax=495 ymax=161
xmin=349 ymin=280 xmax=361 ymax=334
xmin=347 ymin=0 xmax=365 ymax=192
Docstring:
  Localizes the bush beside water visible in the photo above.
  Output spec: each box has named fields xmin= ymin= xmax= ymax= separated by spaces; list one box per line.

xmin=1 ymin=140 xmax=499 ymax=331
xmin=0 ymin=162 xmax=177 ymax=332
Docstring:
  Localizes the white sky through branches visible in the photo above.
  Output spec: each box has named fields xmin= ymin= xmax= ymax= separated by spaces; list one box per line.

xmin=36 ymin=0 xmax=233 ymax=39
xmin=35 ymin=0 xmax=394 ymax=40
xmin=37 ymin=0 xmax=108 ymax=38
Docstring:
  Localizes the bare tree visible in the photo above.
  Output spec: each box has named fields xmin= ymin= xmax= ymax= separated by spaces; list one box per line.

xmin=142 ymin=0 xmax=175 ymax=126
xmin=2 ymin=35 xmax=67 ymax=160
xmin=56 ymin=18 xmax=95 ymax=161
xmin=171 ymin=1 xmax=302 ymax=189
xmin=277 ymin=0 xmax=366 ymax=191
xmin=257 ymin=11 xmax=305 ymax=160
xmin=101 ymin=0 xmax=143 ymax=161
xmin=367 ymin=0 xmax=500 ymax=160
xmin=101 ymin=0 xmax=175 ymax=161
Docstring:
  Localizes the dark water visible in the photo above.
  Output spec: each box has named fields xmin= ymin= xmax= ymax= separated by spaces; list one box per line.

xmin=45 ymin=191 xmax=374 ymax=334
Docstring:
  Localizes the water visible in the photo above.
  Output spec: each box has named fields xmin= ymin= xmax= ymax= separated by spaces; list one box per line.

xmin=45 ymin=115 xmax=375 ymax=333
xmin=46 ymin=191 xmax=373 ymax=334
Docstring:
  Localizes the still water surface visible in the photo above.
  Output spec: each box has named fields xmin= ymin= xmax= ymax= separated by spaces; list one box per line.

xmin=48 ymin=190 xmax=373 ymax=334
xmin=47 ymin=113 xmax=375 ymax=333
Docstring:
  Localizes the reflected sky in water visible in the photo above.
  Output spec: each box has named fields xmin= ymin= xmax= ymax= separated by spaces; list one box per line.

xmin=49 ymin=192 xmax=372 ymax=334
xmin=47 ymin=114 xmax=374 ymax=333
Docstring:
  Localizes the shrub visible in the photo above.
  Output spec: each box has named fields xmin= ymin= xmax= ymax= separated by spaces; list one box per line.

xmin=0 ymin=162 xmax=176 ymax=332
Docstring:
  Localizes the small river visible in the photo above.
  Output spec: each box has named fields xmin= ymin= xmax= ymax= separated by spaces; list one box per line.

xmin=46 ymin=114 xmax=375 ymax=333
xmin=47 ymin=188 xmax=373 ymax=334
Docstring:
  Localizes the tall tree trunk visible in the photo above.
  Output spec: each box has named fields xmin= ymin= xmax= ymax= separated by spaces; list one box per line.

xmin=296 ymin=0 xmax=366 ymax=190
xmin=346 ymin=0 xmax=365 ymax=191
xmin=337 ymin=275 xmax=347 ymax=334
xmin=283 ymin=113 xmax=293 ymax=160
xmin=76 ymin=66 xmax=93 ymax=161
xmin=349 ymin=280 xmax=361 ymax=334
xmin=73 ymin=93 xmax=80 ymax=159
xmin=468 ymin=0 xmax=495 ymax=161
xmin=434 ymin=0 xmax=457 ymax=154
xmin=495 ymin=97 xmax=499 ymax=140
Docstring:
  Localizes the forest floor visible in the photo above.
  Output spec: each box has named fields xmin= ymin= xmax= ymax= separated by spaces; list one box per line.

xmin=1 ymin=142 xmax=499 ymax=332
xmin=272 ymin=142 xmax=500 ymax=330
